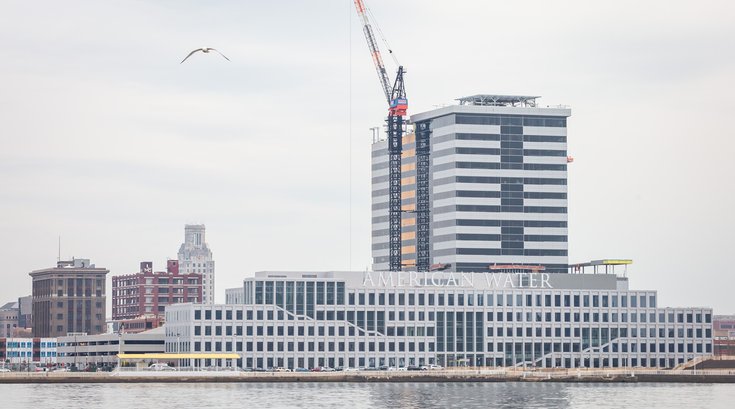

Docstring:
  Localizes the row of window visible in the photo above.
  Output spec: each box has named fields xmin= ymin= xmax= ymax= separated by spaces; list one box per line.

xmin=200 ymin=291 xmax=679 ymax=311
xmin=485 ymin=341 xmax=712 ymax=355
xmin=440 ymin=219 xmax=568 ymax=228
xmin=432 ymin=248 xmax=568 ymax=257
xmin=373 ymin=218 xmax=567 ymax=235
xmin=448 ymin=114 xmax=567 ymax=128
xmin=1 ymin=351 xmax=58 ymax=358
xmin=188 ymin=322 xmax=712 ymax=341
xmin=190 ymin=309 xmax=710 ymax=333
xmin=193 ymin=340 xmax=436 ymax=354
xmin=484 ymin=326 xmax=711 ymax=340
xmin=431 ymin=233 xmax=568 ymax=244
xmin=188 ymin=339 xmax=709 ymax=356
xmin=433 ymin=204 xmax=568 ymax=214
xmin=432 ymin=190 xmax=567 ymax=200
xmin=432 ymin=161 xmax=566 ymax=172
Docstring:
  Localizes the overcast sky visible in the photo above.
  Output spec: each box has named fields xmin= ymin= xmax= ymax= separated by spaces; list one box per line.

xmin=1 ymin=0 xmax=734 ymax=313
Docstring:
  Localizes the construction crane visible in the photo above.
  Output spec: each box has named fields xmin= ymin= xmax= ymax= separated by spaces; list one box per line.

xmin=353 ymin=0 xmax=408 ymax=272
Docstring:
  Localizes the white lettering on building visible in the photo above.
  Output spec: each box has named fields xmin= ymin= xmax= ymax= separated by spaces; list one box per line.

xmin=362 ymin=272 xmax=553 ymax=289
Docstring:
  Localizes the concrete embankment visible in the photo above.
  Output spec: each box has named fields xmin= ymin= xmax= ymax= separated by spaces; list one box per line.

xmin=2 ymin=370 xmax=735 ymax=384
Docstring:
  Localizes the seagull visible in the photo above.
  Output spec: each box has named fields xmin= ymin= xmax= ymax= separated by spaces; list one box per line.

xmin=180 ymin=48 xmax=230 ymax=64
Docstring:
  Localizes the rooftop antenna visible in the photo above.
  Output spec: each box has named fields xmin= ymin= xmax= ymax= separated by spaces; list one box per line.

xmin=58 ymin=235 xmax=61 ymax=262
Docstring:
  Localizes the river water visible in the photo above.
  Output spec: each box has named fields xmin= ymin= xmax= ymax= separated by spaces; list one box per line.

xmin=2 ymin=382 xmax=734 ymax=408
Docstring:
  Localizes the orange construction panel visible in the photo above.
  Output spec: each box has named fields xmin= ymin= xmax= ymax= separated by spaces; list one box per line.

xmin=401 ymin=176 xmax=416 ymax=185
xmin=402 ymin=231 xmax=416 ymax=240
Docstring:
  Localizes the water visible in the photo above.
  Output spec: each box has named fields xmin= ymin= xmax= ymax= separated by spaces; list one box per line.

xmin=2 ymin=382 xmax=734 ymax=409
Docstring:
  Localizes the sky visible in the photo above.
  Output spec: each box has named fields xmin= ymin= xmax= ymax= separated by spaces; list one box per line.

xmin=1 ymin=0 xmax=734 ymax=313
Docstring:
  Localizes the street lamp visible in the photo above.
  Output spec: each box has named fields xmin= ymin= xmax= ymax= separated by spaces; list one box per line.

xmin=118 ymin=324 xmax=124 ymax=371
xmin=73 ymin=333 xmax=77 ymax=370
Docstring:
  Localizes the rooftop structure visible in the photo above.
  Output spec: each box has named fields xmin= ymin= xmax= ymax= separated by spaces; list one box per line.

xmin=457 ymin=94 xmax=540 ymax=107
xmin=569 ymin=259 xmax=633 ymax=275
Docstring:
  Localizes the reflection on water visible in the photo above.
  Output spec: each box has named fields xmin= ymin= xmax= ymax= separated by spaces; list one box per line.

xmin=3 ymin=382 xmax=734 ymax=409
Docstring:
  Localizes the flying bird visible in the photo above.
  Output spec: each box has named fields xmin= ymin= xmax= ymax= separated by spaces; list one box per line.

xmin=180 ymin=48 xmax=230 ymax=64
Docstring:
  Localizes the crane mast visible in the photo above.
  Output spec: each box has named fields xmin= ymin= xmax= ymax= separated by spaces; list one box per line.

xmin=353 ymin=0 xmax=392 ymax=104
xmin=353 ymin=0 xmax=409 ymax=272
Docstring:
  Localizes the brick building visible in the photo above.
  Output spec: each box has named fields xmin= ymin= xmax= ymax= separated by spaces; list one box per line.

xmin=112 ymin=261 xmax=202 ymax=328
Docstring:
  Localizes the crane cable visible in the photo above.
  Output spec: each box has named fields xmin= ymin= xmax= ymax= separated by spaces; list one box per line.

xmin=365 ymin=4 xmax=400 ymax=68
xmin=348 ymin=0 xmax=353 ymax=270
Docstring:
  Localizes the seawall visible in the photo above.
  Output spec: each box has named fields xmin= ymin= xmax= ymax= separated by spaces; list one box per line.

xmin=2 ymin=370 xmax=735 ymax=384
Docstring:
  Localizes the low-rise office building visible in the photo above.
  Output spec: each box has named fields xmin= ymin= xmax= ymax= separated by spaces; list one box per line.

xmin=0 ymin=337 xmax=57 ymax=367
xmin=56 ymin=328 xmax=165 ymax=368
xmin=165 ymin=269 xmax=713 ymax=370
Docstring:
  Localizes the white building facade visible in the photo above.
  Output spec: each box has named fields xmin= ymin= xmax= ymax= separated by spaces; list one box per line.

xmin=0 ymin=337 xmax=57 ymax=367
xmin=56 ymin=328 xmax=165 ymax=367
xmin=226 ymin=287 xmax=245 ymax=304
xmin=178 ymin=224 xmax=215 ymax=304
xmin=165 ymin=270 xmax=712 ymax=370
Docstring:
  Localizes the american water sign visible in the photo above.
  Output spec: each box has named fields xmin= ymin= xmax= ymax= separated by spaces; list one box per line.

xmin=361 ymin=271 xmax=552 ymax=289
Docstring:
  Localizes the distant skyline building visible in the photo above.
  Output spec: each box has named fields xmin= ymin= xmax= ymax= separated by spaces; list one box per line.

xmin=111 ymin=260 xmax=202 ymax=329
xmin=0 ymin=302 xmax=18 ymax=338
xmin=372 ymin=95 xmax=571 ymax=273
xmin=17 ymin=295 xmax=32 ymax=331
xmin=226 ymin=287 xmax=245 ymax=304
xmin=29 ymin=258 xmax=109 ymax=337
xmin=178 ymin=224 xmax=215 ymax=304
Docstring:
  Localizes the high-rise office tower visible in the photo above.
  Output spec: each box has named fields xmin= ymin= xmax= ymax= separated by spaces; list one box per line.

xmin=372 ymin=94 xmax=571 ymax=273
xmin=29 ymin=258 xmax=109 ymax=337
xmin=177 ymin=224 xmax=215 ymax=303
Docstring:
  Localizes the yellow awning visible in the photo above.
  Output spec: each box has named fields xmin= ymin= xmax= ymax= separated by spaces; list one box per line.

xmin=118 ymin=353 xmax=240 ymax=359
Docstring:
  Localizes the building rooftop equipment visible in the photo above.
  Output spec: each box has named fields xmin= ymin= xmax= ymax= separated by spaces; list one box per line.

xmin=457 ymin=94 xmax=540 ymax=107
xmin=569 ymin=259 xmax=633 ymax=276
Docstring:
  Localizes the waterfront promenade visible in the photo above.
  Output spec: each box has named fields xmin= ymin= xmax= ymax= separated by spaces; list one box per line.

xmin=2 ymin=368 xmax=735 ymax=384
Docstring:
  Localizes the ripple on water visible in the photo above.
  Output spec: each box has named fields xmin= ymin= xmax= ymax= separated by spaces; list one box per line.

xmin=2 ymin=382 xmax=735 ymax=409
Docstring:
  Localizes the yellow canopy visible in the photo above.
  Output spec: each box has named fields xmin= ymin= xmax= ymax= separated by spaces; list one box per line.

xmin=117 ymin=353 xmax=240 ymax=359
